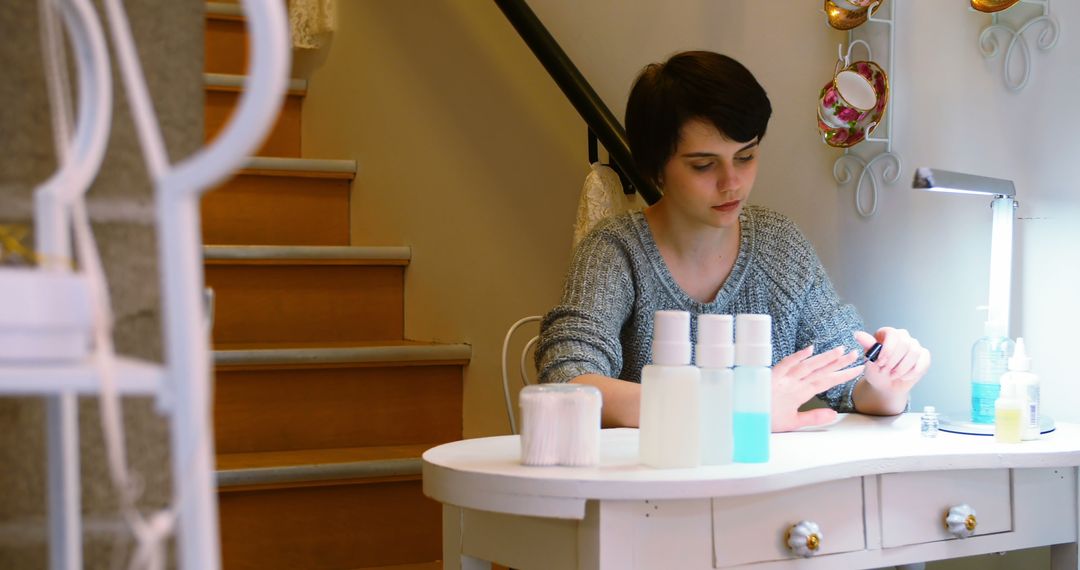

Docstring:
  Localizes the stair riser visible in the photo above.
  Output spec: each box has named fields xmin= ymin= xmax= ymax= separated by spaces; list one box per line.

xmin=205 ymin=264 xmax=403 ymax=344
xmin=214 ymin=363 xmax=464 ymax=453
xmin=205 ymin=17 xmax=247 ymax=75
xmin=205 ymin=89 xmax=302 ymax=157
xmin=219 ymin=479 xmax=440 ymax=569
xmin=203 ymin=173 xmax=351 ymax=246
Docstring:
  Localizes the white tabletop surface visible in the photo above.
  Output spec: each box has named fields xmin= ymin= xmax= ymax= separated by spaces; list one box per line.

xmin=423 ymin=413 xmax=1080 ymax=518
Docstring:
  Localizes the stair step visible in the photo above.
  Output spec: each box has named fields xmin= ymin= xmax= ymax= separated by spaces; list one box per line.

xmin=213 ymin=342 xmax=466 ymax=453
xmin=204 ymin=73 xmax=305 ymax=157
xmin=204 ymin=157 xmax=355 ymax=246
xmin=214 ymin=340 xmax=471 ymax=368
xmin=205 ymin=3 xmax=247 ymax=75
xmin=217 ymin=444 xmax=430 ymax=490
xmin=204 ymin=246 xmax=409 ymax=344
xmin=218 ymin=447 xmax=441 ymax=568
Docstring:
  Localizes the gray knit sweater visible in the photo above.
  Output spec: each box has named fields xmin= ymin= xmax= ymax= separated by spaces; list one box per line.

xmin=536 ymin=205 xmax=863 ymax=412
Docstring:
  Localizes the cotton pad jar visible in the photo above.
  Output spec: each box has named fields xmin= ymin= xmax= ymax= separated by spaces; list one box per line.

xmin=519 ymin=384 xmax=602 ymax=467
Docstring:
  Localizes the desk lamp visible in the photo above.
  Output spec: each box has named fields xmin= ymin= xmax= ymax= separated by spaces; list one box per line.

xmin=912 ymin=168 xmax=1049 ymax=435
xmin=913 ymin=168 xmax=1015 ymax=335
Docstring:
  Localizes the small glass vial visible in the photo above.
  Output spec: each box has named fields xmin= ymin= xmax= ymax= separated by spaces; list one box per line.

xmin=921 ymin=405 xmax=939 ymax=438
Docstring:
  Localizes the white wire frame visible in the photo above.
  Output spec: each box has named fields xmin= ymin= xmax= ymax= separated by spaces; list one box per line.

xmin=973 ymin=0 xmax=1060 ymax=92
xmin=826 ymin=0 xmax=903 ymax=219
xmin=502 ymin=316 xmax=542 ymax=435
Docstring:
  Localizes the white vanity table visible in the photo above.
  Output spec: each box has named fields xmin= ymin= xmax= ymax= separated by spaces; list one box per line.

xmin=423 ymin=413 xmax=1080 ymax=569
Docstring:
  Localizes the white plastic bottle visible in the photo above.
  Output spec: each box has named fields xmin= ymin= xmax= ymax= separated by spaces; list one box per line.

xmin=639 ymin=310 xmax=701 ymax=468
xmin=1002 ymin=337 xmax=1040 ymax=440
xmin=697 ymin=314 xmax=734 ymax=465
xmin=733 ymin=314 xmax=772 ymax=463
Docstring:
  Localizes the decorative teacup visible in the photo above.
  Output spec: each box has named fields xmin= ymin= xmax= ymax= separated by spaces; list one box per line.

xmin=825 ymin=0 xmax=885 ymax=30
xmin=817 ymin=60 xmax=889 ymax=148
xmin=818 ymin=65 xmax=877 ymax=131
xmin=970 ymin=0 xmax=1022 ymax=13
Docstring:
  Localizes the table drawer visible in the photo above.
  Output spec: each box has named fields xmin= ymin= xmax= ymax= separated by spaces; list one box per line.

xmin=712 ymin=477 xmax=865 ymax=567
xmin=879 ymin=469 xmax=1012 ymax=548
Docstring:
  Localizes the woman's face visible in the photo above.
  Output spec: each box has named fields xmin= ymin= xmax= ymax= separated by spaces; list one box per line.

xmin=658 ymin=118 xmax=760 ymax=230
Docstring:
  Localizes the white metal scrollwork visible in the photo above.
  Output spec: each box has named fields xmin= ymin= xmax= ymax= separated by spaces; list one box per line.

xmin=825 ymin=0 xmax=902 ymax=218
xmin=976 ymin=0 xmax=1060 ymax=92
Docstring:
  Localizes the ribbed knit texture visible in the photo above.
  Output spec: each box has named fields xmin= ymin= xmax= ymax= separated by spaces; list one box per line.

xmin=536 ymin=205 xmax=863 ymax=412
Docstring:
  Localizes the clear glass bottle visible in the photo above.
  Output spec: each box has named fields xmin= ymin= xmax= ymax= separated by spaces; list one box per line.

xmin=971 ymin=320 xmax=1015 ymax=424
xmin=920 ymin=405 xmax=939 ymax=438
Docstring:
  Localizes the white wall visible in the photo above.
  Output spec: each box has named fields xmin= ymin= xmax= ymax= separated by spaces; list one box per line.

xmin=536 ymin=0 xmax=1080 ymax=424
xmin=837 ymin=2 xmax=1080 ymax=423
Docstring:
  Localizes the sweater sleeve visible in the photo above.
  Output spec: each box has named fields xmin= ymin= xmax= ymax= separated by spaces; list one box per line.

xmin=536 ymin=227 xmax=635 ymax=384
xmin=793 ymin=238 xmax=865 ymax=413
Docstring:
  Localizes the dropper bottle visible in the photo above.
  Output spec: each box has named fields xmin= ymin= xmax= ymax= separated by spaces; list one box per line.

xmin=1002 ymin=337 xmax=1040 ymax=440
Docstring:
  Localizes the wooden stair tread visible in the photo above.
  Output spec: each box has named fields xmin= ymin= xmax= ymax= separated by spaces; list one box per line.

xmin=204 ymin=244 xmax=411 ymax=265
xmin=213 ymin=341 xmax=471 ymax=368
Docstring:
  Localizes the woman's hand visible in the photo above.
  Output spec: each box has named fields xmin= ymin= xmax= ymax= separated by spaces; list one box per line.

xmin=852 ymin=328 xmax=931 ymax=415
xmin=771 ymin=345 xmax=864 ymax=432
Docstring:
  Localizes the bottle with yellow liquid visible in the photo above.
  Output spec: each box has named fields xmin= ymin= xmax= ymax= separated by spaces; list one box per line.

xmin=994 ymin=378 xmax=1022 ymax=444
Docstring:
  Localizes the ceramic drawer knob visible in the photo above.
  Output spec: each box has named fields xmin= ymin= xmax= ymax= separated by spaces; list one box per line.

xmin=945 ymin=504 xmax=978 ymax=538
xmin=786 ymin=520 xmax=823 ymax=558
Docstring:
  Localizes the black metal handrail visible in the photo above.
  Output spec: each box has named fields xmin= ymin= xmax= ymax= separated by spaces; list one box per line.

xmin=494 ymin=0 xmax=662 ymax=205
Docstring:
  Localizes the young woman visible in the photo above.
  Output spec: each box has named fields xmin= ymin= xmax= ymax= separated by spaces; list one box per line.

xmin=536 ymin=51 xmax=930 ymax=432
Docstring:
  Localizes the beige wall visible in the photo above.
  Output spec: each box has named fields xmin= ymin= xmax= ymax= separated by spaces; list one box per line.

xmin=298 ymin=0 xmax=586 ymax=439
xmin=0 ymin=1 xmax=202 ymax=567
xmin=299 ymin=0 xmax=852 ymax=439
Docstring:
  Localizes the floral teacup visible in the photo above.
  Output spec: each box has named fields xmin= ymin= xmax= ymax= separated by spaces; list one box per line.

xmin=817 ymin=60 xmax=889 ymax=148
xmin=818 ymin=66 xmax=876 ymax=131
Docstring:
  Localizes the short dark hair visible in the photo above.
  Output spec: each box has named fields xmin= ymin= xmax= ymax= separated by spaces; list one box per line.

xmin=625 ymin=51 xmax=772 ymax=187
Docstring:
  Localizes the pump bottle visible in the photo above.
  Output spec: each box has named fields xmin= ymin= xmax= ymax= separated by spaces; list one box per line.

xmin=971 ymin=319 xmax=1015 ymax=424
xmin=639 ymin=310 xmax=701 ymax=468
xmin=1001 ymin=337 xmax=1040 ymax=440
xmin=733 ymin=314 xmax=772 ymax=463
xmin=697 ymin=314 xmax=734 ymax=465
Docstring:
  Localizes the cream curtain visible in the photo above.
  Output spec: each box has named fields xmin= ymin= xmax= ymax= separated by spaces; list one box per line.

xmin=289 ymin=0 xmax=335 ymax=49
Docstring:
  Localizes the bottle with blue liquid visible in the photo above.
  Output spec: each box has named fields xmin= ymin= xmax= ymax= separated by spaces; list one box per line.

xmin=733 ymin=314 xmax=772 ymax=463
xmin=971 ymin=319 xmax=1015 ymax=424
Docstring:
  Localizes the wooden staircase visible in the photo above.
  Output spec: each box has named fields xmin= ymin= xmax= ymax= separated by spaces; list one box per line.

xmin=203 ymin=4 xmax=465 ymax=568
